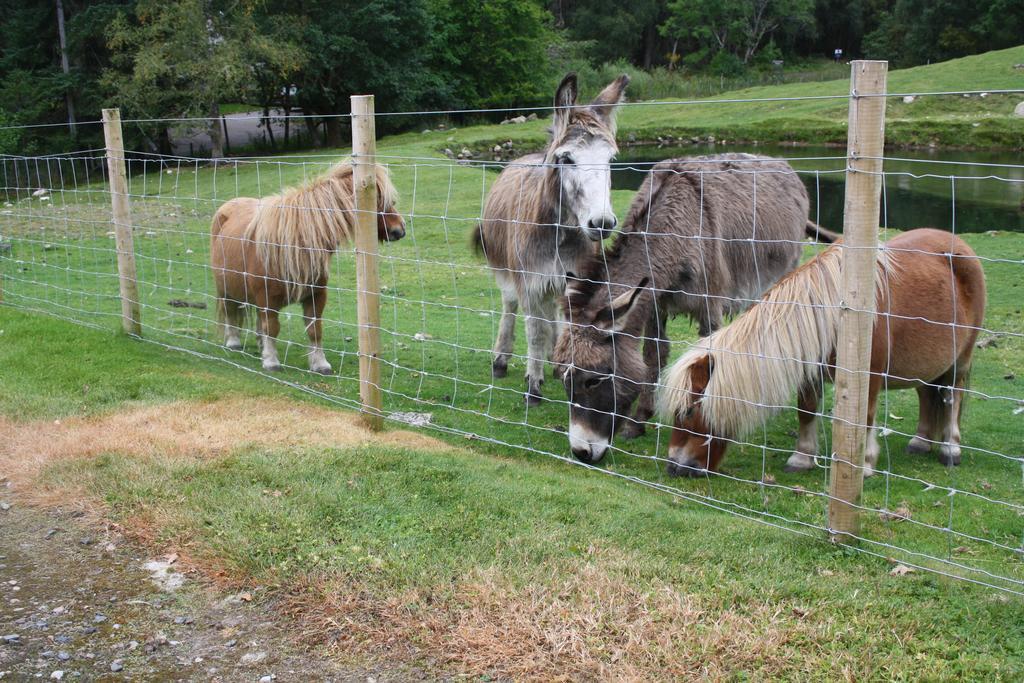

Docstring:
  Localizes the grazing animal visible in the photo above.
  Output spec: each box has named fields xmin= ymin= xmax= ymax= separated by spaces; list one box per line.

xmin=210 ymin=161 xmax=405 ymax=374
xmin=472 ymin=72 xmax=629 ymax=405
xmin=659 ymin=228 xmax=986 ymax=477
xmin=553 ymin=155 xmax=830 ymax=463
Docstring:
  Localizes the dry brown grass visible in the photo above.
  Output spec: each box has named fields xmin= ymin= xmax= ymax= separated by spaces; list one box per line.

xmin=0 ymin=396 xmax=446 ymax=488
xmin=0 ymin=397 xmax=859 ymax=680
xmin=292 ymin=548 xmax=854 ymax=681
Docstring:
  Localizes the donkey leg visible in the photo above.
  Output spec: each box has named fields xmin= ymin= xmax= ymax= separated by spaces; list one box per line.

xmin=258 ymin=308 xmax=283 ymax=372
xmin=907 ymin=384 xmax=941 ymax=455
xmin=697 ymin=299 xmax=723 ymax=338
xmin=492 ymin=284 xmax=518 ymax=379
xmin=785 ymin=381 xmax=822 ymax=472
xmin=303 ymin=287 xmax=332 ymax=375
xmin=937 ymin=382 xmax=964 ymax=467
xmin=522 ymin=296 xmax=548 ymax=406
xmin=222 ymin=299 xmax=244 ymax=351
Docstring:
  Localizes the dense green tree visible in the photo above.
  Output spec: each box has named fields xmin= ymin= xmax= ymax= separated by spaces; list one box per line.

xmin=864 ymin=0 xmax=1024 ymax=66
xmin=660 ymin=0 xmax=816 ymax=70
xmin=0 ymin=1 xmax=132 ymax=152
xmin=556 ymin=0 xmax=665 ymax=68
xmin=104 ymin=0 xmax=303 ymax=155
xmin=429 ymin=0 xmax=555 ymax=110
xmin=261 ymin=0 xmax=440 ymax=145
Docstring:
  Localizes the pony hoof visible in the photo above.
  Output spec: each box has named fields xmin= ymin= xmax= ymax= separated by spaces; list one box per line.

xmin=937 ymin=447 xmax=961 ymax=467
xmin=311 ymin=365 xmax=333 ymax=376
xmin=263 ymin=363 xmax=283 ymax=372
xmin=524 ymin=391 xmax=543 ymax=407
xmin=225 ymin=342 xmax=243 ymax=351
xmin=492 ymin=361 xmax=508 ymax=379
xmin=906 ymin=437 xmax=931 ymax=455
xmin=618 ymin=422 xmax=646 ymax=440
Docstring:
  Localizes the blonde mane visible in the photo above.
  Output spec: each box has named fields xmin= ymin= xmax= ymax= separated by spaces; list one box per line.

xmin=659 ymin=244 xmax=895 ymax=437
xmin=244 ymin=161 xmax=397 ymax=299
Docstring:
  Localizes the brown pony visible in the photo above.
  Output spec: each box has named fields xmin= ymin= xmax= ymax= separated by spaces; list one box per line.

xmin=210 ymin=161 xmax=405 ymax=374
xmin=659 ymin=228 xmax=986 ymax=477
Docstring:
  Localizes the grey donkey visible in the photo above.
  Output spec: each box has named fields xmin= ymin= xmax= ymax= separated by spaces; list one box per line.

xmin=471 ymin=72 xmax=629 ymax=405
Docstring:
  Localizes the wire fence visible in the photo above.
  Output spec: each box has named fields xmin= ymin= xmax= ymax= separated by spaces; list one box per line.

xmin=2 ymin=64 xmax=1023 ymax=595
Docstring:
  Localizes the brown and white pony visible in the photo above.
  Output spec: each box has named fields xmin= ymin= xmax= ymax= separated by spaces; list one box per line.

xmin=210 ymin=161 xmax=404 ymax=374
xmin=659 ymin=228 xmax=986 ymax=477
xmin=471 ymin=72 xmax=629 ymax=405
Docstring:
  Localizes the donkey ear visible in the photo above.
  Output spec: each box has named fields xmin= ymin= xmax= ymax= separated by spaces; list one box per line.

xmin=598 ymin=276 xmax=649 ymax=332
xmin=590 ymin=74 xmax=630 ymax=129
xmin=553 ymin=73 xmax=578 ymax=127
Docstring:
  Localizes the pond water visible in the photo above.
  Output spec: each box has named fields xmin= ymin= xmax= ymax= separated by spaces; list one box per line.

xmin=611 ymin=144 xmax=1024 ymax=233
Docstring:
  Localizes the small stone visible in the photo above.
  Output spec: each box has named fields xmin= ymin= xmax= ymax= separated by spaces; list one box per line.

xmin=240 ymin=651 xmax=268 ymax=666
xmin=0 ymin=502 xmax=9 ymax=511
xmin=259 ymin=676 xmax=275 ymax=683
xmin=57 ymin=652 xmax=70 ymax=661
xmin=225 ymin=640 xmax=237 ymax=648
xmin=1 ymin=634 xmax=19 ymax=645
xmin=93 ymin=614 xmax=107 ymax=623
xmin=110 ymin=660 xmax=123 ymax=672
xmin=1014 ymin=101 xmax=1024 ymax=118
xmin=81 ymin=627 xmax=97 ymax=635
xmin=50 ymin=672 xmax=64 ymax=681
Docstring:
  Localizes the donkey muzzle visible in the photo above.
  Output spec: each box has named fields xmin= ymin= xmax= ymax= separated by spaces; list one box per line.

xmin=586 ymin=214 xmax=617 ymax=241
xmin=569 ymin=422 xmax=609 ymax=464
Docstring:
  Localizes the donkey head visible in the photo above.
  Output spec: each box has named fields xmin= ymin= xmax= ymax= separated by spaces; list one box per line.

xmin=553 ymin=276 xmax=649 ymax=464
xmin=546 ymin=73 xmax=629 ymax=243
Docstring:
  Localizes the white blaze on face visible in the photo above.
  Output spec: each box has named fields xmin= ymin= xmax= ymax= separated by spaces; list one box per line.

xmin=569 ymin=418 xmax=610 ymax=462
xmin=556 ymin=138 xmax=616 ymax=240
xmin=668 ymin=441 xmax=701 ymax=470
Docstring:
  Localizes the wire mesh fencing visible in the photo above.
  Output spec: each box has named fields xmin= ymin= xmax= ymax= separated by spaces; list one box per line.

xmin=2 ymin=68 xmax=1023 ymax=595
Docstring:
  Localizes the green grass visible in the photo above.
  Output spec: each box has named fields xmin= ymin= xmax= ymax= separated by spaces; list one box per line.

xmin=2 ymin=46 xmax=1024 ymax=678
xmin=1 ymin=308 xmax=1023 ymax=678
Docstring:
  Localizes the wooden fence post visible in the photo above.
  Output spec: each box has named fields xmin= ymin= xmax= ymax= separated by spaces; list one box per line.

xmin=102 ymin=108 xmax=141 ymax=337
xmin=351 ymin=97 xmax=383 ymax=430
xmin=828 ymin=61 xmax=888 ymax=542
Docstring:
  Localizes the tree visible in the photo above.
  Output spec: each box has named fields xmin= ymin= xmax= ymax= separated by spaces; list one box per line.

xmin=864 ymin=0 xmax=1024 ymax=66
xmin=428 ymin=0 xmax=555 ymax=110
xmin=661 ymin=0 xmax=815 ymax=69
xmin=104 ymin=0 xmax=303 ymax=155
xmin=558 ymin=0 xmax=665 ymax=68
xmin=257 ymin=0 xmax=441 ymax=146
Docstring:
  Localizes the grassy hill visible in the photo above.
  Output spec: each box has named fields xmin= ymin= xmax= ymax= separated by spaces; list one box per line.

xmin=397 ymin=45 xmax=1024 ymax=154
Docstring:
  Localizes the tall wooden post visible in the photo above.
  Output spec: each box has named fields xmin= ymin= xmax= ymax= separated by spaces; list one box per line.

xmin=828 ymin=61 xmax=888 ymax=542
xmin=102 ymin=108 xmax=141 ymax=337
xmin=351 ymin=97 xmax=383 ymax=430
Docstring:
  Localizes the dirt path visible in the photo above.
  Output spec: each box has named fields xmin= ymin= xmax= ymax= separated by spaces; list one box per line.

xmin=0 ymin=485 xmax=420 ymax=682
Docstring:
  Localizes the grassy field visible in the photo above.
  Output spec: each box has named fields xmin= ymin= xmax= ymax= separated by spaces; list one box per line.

xmin=2 ymin=48 xmax=1024 ymax=678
